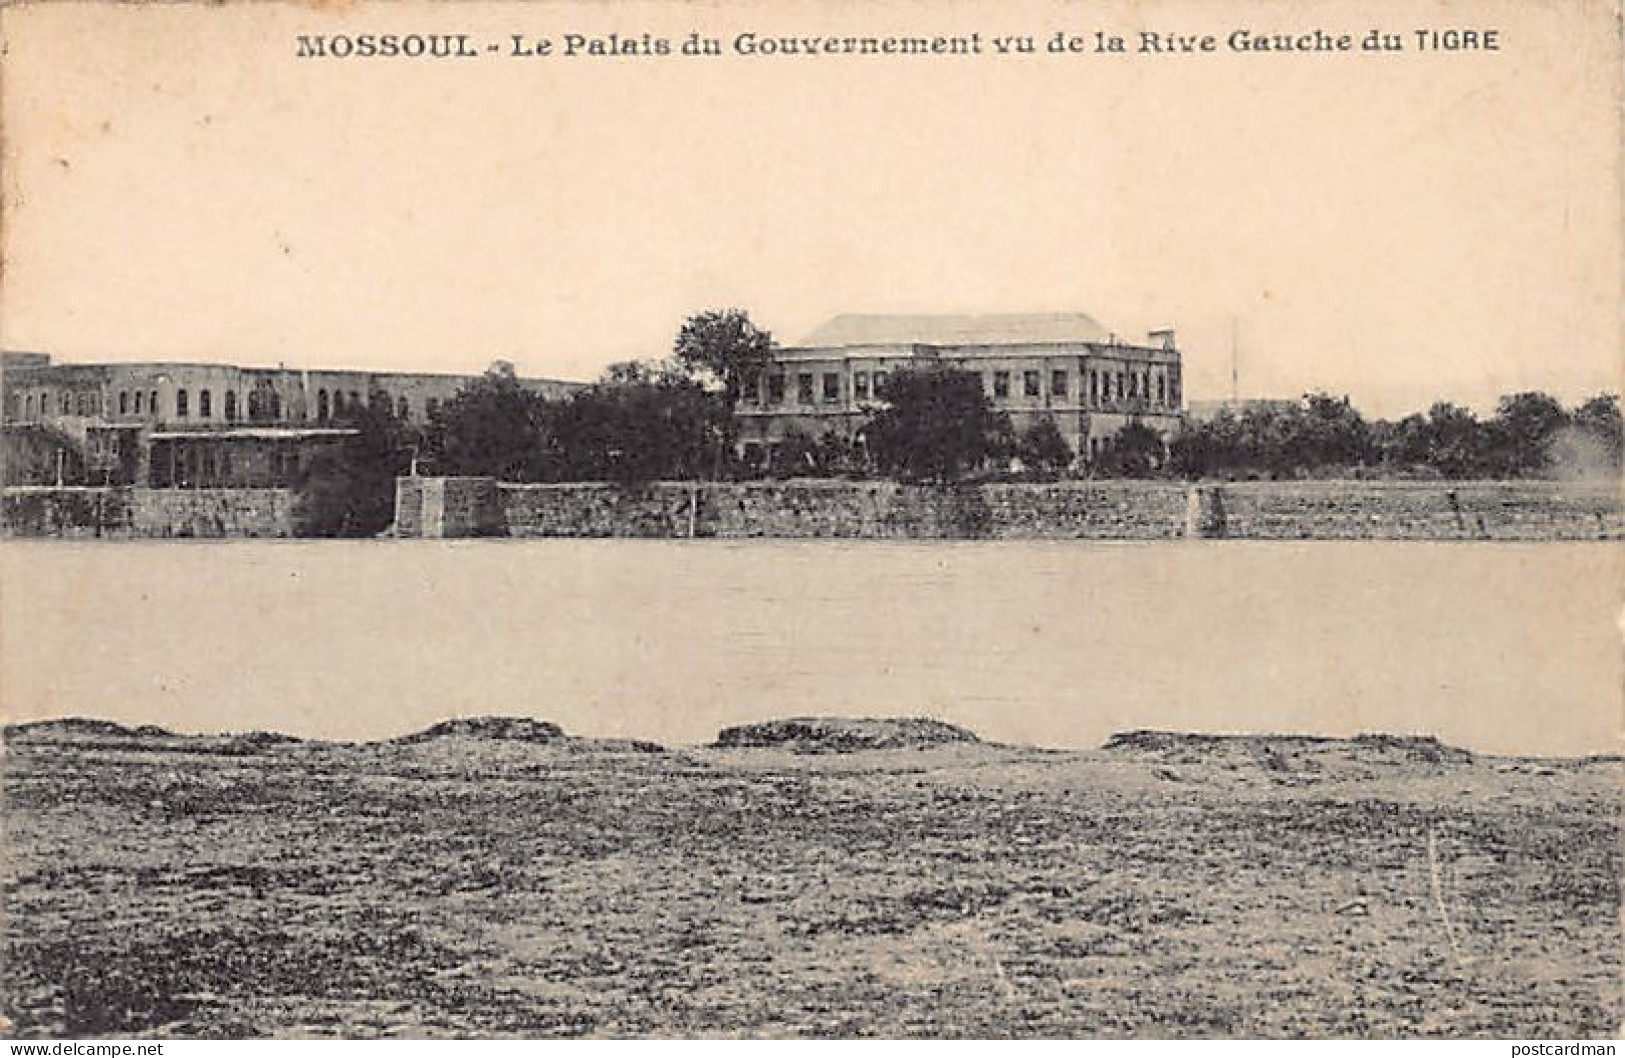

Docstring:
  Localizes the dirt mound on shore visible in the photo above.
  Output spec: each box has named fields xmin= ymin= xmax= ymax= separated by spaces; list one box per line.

xmin=4 ymin=718 xmax=175 ymax=741
xmin=1101 ymin=730 xmax=1475 ymax=766
xmin=392 ymin=717 xmax=568 ymax=745
xmin=714 ymin=717 xmax=983 ymax=754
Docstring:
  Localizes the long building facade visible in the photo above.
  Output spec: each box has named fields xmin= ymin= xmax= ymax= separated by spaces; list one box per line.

xmin=734 ymin=312 xmax=1185 ymax=467
xmin=0 ymin=353 xmax=580 ymax=487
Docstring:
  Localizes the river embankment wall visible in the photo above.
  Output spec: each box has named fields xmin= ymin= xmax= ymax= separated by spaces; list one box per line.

xmin=1 ymin=487 xmax=294 ymax=538
xmin=5 ymin=479 xmax=1619 ymax=541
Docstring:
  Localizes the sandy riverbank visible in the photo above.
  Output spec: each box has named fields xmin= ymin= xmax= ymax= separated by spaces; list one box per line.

xmin=3 ymin=717 xmax=1618 ymax=1037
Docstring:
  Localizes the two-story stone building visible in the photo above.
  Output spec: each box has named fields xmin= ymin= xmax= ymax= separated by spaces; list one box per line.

xmin=0 ymin=353 xmax=581 ymax=486
xmin=734 ymin=313 xmax=1184 ymax=467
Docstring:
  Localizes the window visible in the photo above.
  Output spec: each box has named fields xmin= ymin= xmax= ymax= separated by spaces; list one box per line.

xmin=220 ymin=451 xmax=233 ymax=482
xmin=1023 ymin=371 xmax=1040 ymax=398
xmin=766 ymin=374 xmax=785 ymax=405
xmin=1052 ymin=370 xmax=1068 ymax=397
xmin=1157 ymin=375 xmax=1167 ymax=405
xmin=317 ymin=389 xmax=330 ymax=421
xmin=853 ymin=372 xmax=869 ymax=401
xmin=200 ymin=390 xmax=212 ymax=419
xmin=397 ymin=396 xmax=410 ymax=420
xmin=332 ymin=390 xmax=345 ymax=416
xmin=1089 ymin=371 xmax=1099 ymax=405
xmin=24 ymin=395 xmax=34 ymax=418
xmin=1116 ymin=373 xmax=1125 ymax=401
xmin=874 ymin=370 xmax=889 ymax=395
xmin=797 ymin=373 xmax=814 ymax=405
xmin=134 ymin=391 xmax=144 ymax=414
xmin=822 ymin=373 xmax=840 ymax=404
xmin=176 ymin=389 xmax=189 ymax=418
xmin=269 ymin=391 xmax=282 ymax=420
xmin=993 ymin=371 xmax=1010 ymax=399
xmin=425 ymin=397 xmax=440 ymax=419
xmin=149 ymin=391 xmax=158 ymax=416
xmin=119 ymin=391 xmax=129 ymax=415
xmin=60 ymin=392 xmax=71 ymax=415
xmin=225 ymin=390 xmax=238 ymax=421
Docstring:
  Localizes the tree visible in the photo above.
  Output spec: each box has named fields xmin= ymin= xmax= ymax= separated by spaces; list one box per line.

xmin=1095 ymin=421 xmax=1165 ymax=478
xmin=865 ymin=368 xmax=1011 ymax=482
xmin=1017 ymin=418 xmax=1073 ymax=479
xmin=672 ymin=309 xmax=774 ymax=477
xmin=1571 ymin=394 xmax=1623 ymax=466
xmin=550 ymin=363 xmax=729 ymax=485
xmin=424 ymin=366 xmax=557 ymax=481
xmin=1486 ymin=391 xmax=1568 ymax=477
xmin=673 ymin=309 xmax=773 ymax=406
xmin=1421 ymin=401 xmax=1484 ymax=478
xmin=767 ymin=428 xmax=822 ymax=479
xmin=1285 ymin=392 xmax=1370 ymax=471
xmin=292 ymin=394 xmax=416 ymax=537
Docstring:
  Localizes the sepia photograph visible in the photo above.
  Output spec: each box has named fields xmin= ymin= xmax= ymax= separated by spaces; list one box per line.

xmin=0 ymin=0 xmax=1620 ymax=1041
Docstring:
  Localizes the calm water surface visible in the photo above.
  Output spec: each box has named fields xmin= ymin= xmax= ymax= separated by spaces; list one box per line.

xmin=2 ymin=540 xmax=1619 ymax=756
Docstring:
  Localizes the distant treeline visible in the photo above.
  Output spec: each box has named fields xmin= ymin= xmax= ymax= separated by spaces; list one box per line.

xmin=1168 ymin=391 xmax=1623 ymax=482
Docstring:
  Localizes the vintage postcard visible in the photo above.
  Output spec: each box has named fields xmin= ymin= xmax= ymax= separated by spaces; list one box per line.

xmin=0 ymin=0 xmax=1620 ymax=1040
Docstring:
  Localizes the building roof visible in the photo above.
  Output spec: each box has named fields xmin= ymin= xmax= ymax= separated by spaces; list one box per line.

xmin=800 ymin=312 xmax=1114 ymax=348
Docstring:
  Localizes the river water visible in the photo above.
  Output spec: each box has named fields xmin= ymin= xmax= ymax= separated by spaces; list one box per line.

xmin=2 ymin=540 xmax=1619 ymax=756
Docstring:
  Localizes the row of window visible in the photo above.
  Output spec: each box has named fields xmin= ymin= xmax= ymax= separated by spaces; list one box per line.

xmin=742 ymin=366 xmax=1180 ymax=409
xmin=8 ymin=386 xmax=443 ymax=424
xmin=149 ymin=444 xmax=304 ymax=488
xmin=13 ymin=391 xmax=103 ymax=418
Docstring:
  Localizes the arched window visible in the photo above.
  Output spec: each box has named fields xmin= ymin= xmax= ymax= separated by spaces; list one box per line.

xmin=397 ymin=396 xmax=410 ymax=420
xmin=199 ymin=390 xmax=213 ymax=419
xmin=119 ymin=391 xmax=129 ymax=415
xmin=176 ymin=389 xmax=189 ymax=418
xmin=24 ymin=394 xmax=34 ymax=418
xmin=317 ymin=389 xmax=330 ymax=421
xmin=134 ymin=391 xmax=144 ymax=414
xmin=224 ymin=390 xmax=238 ymax=421
xmin=149 ymin=391 xmax=158 ymax=417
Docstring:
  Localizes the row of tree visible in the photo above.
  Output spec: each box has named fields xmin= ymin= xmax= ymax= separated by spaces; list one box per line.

xmin=292 ymin=308 xmax=1624 ymax=534
xmin=1168 ymin=391 xmax=1623 ymax=481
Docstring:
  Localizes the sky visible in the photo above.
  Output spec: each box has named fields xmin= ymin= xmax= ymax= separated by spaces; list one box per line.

xmin=1 ymin=0 xmax=1620 ymax=418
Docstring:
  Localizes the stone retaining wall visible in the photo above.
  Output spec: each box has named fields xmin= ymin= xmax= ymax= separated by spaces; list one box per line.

xmin=496 ymin=479 xmax=1621 ymax=541
xmin=499 ymin=481 xmax=1195 ymax=539
xmin=2 ymin=487 xmax=294 ymax=538
xmin=1211 ymin=481 xmax=1622 ymax=541
xmin=8 ymin=479 xmax=1618 ymax=541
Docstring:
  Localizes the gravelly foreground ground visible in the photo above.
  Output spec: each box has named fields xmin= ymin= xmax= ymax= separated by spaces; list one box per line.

xmin=2 ymin=720 xmax=1618 ymax=1038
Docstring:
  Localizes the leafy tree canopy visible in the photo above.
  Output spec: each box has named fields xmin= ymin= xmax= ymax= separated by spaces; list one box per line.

xmin=865 ymin=368 xmax=1011 ymax=483
xmin=673 ymin=309 xmax=774 ymax=402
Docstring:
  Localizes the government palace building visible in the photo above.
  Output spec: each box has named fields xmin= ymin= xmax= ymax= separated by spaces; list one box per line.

xmin=735 ymin=313 xmax=1184 ymax=464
